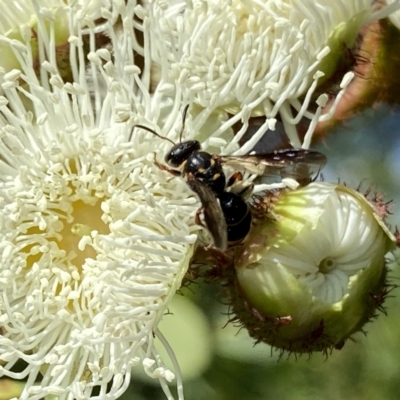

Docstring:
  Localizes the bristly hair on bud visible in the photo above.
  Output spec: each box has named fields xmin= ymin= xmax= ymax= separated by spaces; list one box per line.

xmin=197 ymin=182 xmax=397 ymax=355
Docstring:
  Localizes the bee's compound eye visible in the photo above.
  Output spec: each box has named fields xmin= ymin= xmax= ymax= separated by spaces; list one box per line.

xmin=165 ymin=140 xmax=201 ymax=168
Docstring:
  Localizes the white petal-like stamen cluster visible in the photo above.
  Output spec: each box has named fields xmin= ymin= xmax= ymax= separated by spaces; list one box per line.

xmin=149 ymin=0 xmax=400 ymax=150
xmin=0 ymin=0 xmax=105 ymax=34
xmin=0 ymin=1 xmax=200 ymax=399
xmin=0 ymin=0 xmax=59 ymax=32
xmin=264 ymin=184 xmax=385 ymax=303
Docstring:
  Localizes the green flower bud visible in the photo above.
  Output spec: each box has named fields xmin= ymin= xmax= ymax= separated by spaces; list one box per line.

xmin=232 ymin=182 xmax=396 ymax=353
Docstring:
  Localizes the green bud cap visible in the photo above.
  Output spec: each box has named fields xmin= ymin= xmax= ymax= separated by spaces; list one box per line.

xmin=233 ymin=182 xmax=395 ymax=353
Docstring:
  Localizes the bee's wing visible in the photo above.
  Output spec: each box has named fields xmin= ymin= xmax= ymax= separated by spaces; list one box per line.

xmin=186 ymin=173 xmax=228 ymax=251
xmin=220 ymin=149 xmax=327 ymax=181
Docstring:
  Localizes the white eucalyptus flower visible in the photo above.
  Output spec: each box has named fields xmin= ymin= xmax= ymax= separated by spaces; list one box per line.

xmin=0 ymin=0 xmax=107 ymax=73
xmin=149 ymin=0 xmax=400 ymax=149
xmin=0 ymin=2 xmax=212 ymax=399
xmin=233 ymin=182 xmax=396 ymax=353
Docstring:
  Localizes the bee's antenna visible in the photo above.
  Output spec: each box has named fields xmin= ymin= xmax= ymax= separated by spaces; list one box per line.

xmin=130 ymin=125 xmax=176 ymax=145
xmin=179 ymin=104 xmax=190 ymax=143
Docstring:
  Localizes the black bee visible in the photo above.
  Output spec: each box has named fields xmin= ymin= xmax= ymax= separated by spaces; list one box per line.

xmin=131 ymin=106 xmax=326 ymax=250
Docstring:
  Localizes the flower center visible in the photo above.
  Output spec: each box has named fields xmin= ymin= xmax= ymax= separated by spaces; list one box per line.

xmin=21 ymin=157 xmax=111 ymax=277
xmin=59 ymin=198 xmax=109 ymax=271
xmin=319 ymin=257 xmax=337 ymax=274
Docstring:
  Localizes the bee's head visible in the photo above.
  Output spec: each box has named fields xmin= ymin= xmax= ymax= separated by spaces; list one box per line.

xmin=165 ymin=140 xmax=201 ymax=168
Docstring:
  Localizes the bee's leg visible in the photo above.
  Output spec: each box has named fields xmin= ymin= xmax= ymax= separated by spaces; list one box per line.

xmin=227 ymin=171 xmax=254 ymax=199
xmin=226 ymin=171 xmax=243 ymax=187
xmin=195 ymin=209 xmax=219 ymax=251
xmin=153 ymin=153 xmax=181 ymax=176
xmin=237 ymin=182 xmax=254 ymax=199
xmin=194 ymin=208 xmax=206 ymax=227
